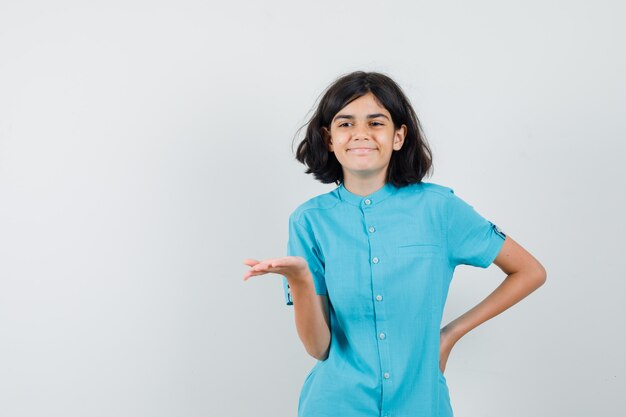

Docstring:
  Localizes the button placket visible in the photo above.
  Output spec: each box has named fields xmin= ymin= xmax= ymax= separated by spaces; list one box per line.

xmin=362 ymin=200 xmax=394 ymax=415
xmin=336 ymin=183 xmax=405 ymax=416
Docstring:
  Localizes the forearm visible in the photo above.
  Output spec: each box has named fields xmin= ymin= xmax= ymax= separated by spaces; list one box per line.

xmin=288 ymin=274 xmax=331 ymax=360
xmin=445 ymin=268 xmax=547 ymax=342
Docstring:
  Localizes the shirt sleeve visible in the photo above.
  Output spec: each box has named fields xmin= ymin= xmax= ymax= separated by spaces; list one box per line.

xmin=282 ymin=214 xmax=327 ymax=306
xmin=446 ymin=189 xmax=507 ymax=269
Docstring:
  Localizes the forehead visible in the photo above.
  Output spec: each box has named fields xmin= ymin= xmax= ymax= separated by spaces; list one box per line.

xmin=336 ymin=92 xmax=390 ymax=116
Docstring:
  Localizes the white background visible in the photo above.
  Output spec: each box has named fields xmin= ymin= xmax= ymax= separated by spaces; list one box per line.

xmin=1 ymin=1 xmax=624 ymax=416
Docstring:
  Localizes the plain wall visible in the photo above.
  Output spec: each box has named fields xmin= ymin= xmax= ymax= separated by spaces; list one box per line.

xmin=0 ymin=1 xmax=624 ymax=416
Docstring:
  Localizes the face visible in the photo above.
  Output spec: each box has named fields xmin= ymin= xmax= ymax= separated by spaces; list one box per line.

xmin=323 ymin=92 xmax=407 ymax=181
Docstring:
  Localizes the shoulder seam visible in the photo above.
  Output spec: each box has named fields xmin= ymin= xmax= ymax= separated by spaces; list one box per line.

xmin=292 ymin=199 xmax=341 ymax=224
xmin=415 ymin=183 xmax=454 ymax=199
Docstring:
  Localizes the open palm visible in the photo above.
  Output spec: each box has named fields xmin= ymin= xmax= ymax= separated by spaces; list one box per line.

xmin=242 ymin=256 xmax=309 ymax=282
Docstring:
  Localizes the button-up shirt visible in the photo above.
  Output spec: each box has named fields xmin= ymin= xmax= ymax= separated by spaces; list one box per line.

xmin=282 ymin=181 xmax=507 ymax=417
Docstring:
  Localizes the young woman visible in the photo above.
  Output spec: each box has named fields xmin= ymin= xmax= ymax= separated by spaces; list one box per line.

xmin=243 ymin=71 xmax=546 ymax=417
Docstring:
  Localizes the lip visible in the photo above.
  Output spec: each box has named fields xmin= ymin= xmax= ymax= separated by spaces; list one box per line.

xmin=347 ymin=147 xmax=376 ymax=153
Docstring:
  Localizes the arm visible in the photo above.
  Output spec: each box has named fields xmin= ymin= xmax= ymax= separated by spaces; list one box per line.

xmin=243 ymin=257 xmax=331 ymax=361
xmin=288 ymin=271 xmax=331 ymax=361
xmin=439 ymin=235 xmax=547 ymax=369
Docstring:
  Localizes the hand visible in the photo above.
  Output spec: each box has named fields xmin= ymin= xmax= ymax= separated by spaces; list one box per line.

xmin=439 ymin=325 xmax=458 ymax=374
xmin=242 ymin=256 xmax=310 ymax=284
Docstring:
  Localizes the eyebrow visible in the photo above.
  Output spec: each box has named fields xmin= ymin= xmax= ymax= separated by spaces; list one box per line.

xmin=333 ymin=113 xmax=390 ymax=122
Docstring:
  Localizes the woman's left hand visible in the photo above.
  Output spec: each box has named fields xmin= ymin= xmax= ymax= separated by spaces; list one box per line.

xmin=439 ymin=325 xmax=458 ymax=374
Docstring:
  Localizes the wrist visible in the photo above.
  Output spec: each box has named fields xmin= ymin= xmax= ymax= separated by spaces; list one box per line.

xmin=442 ymin=321 xmax=466 ymax=343
xmin=286 ymin=270 xmax=313 ymax=288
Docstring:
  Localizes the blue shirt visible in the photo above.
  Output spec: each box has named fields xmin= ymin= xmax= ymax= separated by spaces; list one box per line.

xmin=282 ymin=181 xmax=507 ymax=417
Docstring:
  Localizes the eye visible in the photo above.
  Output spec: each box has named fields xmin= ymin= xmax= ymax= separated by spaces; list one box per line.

xmin=338 ymin=122 xmax=352 ymax=127
xmin=370 ymin=121 xmax=384 ymax=126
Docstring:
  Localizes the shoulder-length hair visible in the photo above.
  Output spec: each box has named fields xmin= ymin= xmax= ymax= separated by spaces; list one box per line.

xmin=293 ymin=71 xmax=433 ymax=187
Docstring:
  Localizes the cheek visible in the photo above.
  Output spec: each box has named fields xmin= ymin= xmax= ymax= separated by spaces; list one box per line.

xmin=330 ymin=137 xmax=350 ymax=150
xmin=330 ymin=131 xmax=349 ymax=142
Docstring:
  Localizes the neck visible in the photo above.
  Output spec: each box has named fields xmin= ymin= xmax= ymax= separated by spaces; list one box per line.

xmin=342 ymin=171 xmax=387 ymax=197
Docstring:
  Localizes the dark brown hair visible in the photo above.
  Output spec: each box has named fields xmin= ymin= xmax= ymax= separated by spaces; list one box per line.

xmin=292 ymin=71 xmax=433 ymax=187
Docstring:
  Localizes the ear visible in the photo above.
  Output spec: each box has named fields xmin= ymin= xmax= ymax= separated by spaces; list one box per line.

xmin=393 ymin=124 xmax=407 ymax=151
xmin=322 ymin=127 xmax=333 ymax=152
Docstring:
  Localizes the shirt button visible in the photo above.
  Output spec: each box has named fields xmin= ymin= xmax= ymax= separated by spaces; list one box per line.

xmin=372 ymin=257 xmax=379 ymax=264
xmin=368 ymin=225 xmax=376 ymax=233
xmin=379 ymin=332 xmax=386 ymax=340
xmin=375 ymin=294 xmax=383 ymax=301
xmin=383 ymin=372 xmax=390 ymax=379
xmin=364 ymin=199 xmax=371 ymax=205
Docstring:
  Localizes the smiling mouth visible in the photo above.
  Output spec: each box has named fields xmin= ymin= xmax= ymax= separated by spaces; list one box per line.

xmin=348 ymin=148 xmax=376 ymax=154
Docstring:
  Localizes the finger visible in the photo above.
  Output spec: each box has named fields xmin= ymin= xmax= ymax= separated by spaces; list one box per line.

xmin=244 ymin=269 xmax=269 ymax=280
xmin=243 ymin=258 xmax=260 ymax=266
xmin=243 ymin=270 xmax=264 ymax=280
xmin=269 ymin=258 xmax=286 ymax=268
xmin=252 ymin=260 xmax=274 ymax=271
xmin=265 ymin=258 xmax=281 ymax=269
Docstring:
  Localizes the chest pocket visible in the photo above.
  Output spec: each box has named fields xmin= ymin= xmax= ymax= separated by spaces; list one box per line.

xmin=393 ymin=226 xmax=442 ymax=255
xmin=396 ymin=242 xmax=442 ymax=258
xmin=384 ymin=229 xmax=443 ymax=313
xmin=397 ymin=241 xmax=441 ymax=255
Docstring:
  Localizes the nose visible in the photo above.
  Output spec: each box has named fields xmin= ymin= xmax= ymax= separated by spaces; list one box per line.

xmin=352 ymin=123 xmax=371 ymax=140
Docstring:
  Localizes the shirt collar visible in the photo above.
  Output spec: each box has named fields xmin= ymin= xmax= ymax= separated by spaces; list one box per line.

xmin=336 ymin=181 xmax=398 ymax=207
